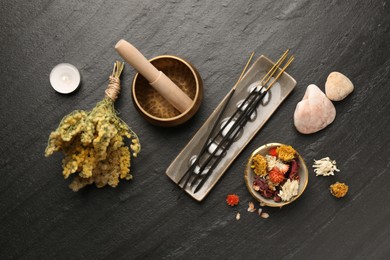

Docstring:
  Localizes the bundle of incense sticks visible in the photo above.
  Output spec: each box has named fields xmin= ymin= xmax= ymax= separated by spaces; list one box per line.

xmin=178 ymin=50 xmax=294 ymax=194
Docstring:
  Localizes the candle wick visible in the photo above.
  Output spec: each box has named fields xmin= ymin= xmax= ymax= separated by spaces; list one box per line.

xmin=62 ymin=75 xmax=69 ymax=82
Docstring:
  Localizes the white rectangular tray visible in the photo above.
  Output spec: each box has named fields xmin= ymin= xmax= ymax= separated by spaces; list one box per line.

xmin=166 ymin=55 xmax=297 ymax=201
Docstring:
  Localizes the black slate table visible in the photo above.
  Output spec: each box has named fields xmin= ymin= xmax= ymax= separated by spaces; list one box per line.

xmin=1 ymin=1 xmax=390 ymax=259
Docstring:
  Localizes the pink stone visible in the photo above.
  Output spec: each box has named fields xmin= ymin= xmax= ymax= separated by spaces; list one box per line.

xmin=294 ymin=84 xmax=336 ymax=134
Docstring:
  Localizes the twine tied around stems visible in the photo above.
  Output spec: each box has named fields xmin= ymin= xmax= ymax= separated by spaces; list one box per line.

xmin=105 ymin=61 xmax=124 ymax=102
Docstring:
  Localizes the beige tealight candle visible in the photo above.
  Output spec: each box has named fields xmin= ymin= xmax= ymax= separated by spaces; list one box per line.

xmin=50 ymin=63 xmax=80 ymax=94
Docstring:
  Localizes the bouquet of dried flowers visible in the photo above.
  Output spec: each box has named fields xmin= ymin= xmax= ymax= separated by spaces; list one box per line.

xmin=45 ymin=61 xmax=140 ymax=191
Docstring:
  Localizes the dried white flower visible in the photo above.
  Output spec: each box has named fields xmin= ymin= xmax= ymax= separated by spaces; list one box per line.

xmin=265 ymin=155 xmax=277 ymax=170
xmin=278 ymin=179 xmax=299 ymax=202
xmin=265 ymin=155 xmax=289 ymax=172
xmin=313 ymin=157 xmax=340 ymax=176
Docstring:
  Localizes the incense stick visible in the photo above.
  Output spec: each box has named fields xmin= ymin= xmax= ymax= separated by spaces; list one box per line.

xmin=193 ymin=92 xmax=268 ymax=193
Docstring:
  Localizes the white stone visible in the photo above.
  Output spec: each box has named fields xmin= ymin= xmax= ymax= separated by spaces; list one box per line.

xmin=294 ymin=84 xmax=336 ymax=134
xmin=325 ymin=71 xmax=354 ymax=101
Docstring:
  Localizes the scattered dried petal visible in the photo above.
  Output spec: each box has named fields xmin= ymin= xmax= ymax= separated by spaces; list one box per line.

xmin=253 ymin=184 xmax=260 ymax=191
xmin=247 ymin=202 xmax=256 ymax=212
xmin=260 ymin=202 xmax=266 ymax=207
xmin=257 ymin=208 xmax=263 ymax=215
xmin=236 ymin=212 xmax=241 ymax=220
xmin=260 ymin=212 xmax=270 ymax=219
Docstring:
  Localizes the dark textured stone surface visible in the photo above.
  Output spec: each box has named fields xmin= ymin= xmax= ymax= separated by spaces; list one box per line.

xmin=1 ymin=0 xmax=390 ymax=259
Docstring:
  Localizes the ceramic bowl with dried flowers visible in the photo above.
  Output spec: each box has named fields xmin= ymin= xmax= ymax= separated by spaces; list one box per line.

xmin=244 ymin=143 xmax=308 ymax=207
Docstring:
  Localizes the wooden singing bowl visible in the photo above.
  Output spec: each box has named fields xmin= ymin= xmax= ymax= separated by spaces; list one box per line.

xmin=132 ymin=55 xmax=203 ymax=127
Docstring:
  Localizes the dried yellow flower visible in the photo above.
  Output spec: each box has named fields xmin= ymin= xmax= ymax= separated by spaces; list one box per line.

xmin=251 ymin=154 xmax=267 ymax=176
xmin=277 ymin=145 xmax=296 ymax=162
xmin=330 ymin=182 xmax=348 ymax=198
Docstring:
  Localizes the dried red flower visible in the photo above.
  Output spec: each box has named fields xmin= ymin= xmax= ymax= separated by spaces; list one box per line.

xmin=226 ymin=194 xmax=240 ymax=206
xmin=269 ymin=167 xmax=285 ymax=184
xmin=269 ymin=147 xmax=278 ymax=157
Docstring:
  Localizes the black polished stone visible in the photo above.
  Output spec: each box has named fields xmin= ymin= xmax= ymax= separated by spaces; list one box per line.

xmin=1 ymin=1 xmax=390 ymax=259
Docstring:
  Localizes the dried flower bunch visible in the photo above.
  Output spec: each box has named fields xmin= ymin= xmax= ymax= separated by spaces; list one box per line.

xmin=45 ymin=61 xmax=140 ymax=191
xmin=252 ymin=145 xmax=300 ymax=202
